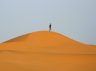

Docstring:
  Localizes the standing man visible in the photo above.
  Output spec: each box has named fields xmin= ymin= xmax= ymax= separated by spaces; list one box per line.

xmin=49 ymin=23 xmax=52 ymax=32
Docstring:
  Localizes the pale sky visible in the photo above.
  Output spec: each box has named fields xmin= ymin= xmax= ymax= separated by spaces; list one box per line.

xmin=0 ymin=0 xmax=96 ymax=45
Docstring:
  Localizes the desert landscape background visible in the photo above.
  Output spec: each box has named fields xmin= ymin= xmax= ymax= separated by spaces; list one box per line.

xmin=0 ymin=31 xmax=96 ymax=71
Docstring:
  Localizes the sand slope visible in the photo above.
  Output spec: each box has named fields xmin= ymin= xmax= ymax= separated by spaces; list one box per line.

xmin=0 ymin=31 xmax=96 ymax=71
xmin=0 ymin=31 xmax=96 ymax=54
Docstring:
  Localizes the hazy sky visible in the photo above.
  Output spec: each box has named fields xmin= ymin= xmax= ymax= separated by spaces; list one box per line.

xmin=0 ymin=0 xmax=96 ymax=45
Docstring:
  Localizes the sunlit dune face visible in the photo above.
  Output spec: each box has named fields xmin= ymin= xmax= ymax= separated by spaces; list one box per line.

xmin=3 ymin=31 xmax=85 ymax=47
xmin=0 ymin=31 xmax=96 ymax=53
xmin=0 ymin=31 xmax=96 ymax=71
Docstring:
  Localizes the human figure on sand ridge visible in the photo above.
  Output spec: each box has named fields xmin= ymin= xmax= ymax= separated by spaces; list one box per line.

xmin=49 ymin=24 xmax=52 ymax=32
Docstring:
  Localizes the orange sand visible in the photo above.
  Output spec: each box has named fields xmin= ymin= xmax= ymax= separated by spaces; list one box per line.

xmin=0 ymin=31 xmax=96 ymax=71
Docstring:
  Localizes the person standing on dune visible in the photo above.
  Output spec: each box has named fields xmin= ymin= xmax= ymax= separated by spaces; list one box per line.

xmin=49 ymin=24 xmax=52 ymax=32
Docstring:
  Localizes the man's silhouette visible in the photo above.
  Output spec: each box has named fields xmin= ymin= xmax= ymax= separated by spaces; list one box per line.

xmin=49 ymin=24 xmax=52 ymax=32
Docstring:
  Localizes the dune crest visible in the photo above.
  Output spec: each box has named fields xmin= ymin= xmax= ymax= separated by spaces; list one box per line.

xmin=0 ymin=31 xmax=96 ymax=54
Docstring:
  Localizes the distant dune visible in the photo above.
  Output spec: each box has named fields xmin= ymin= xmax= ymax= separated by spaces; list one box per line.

xmin=0 ymin=31 xmax=96 ymax=54
xmin=0 ymin=31 xmax=96 ymax=71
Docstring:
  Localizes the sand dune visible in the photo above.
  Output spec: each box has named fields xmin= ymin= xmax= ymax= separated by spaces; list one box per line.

xmin=0 ymin=31 xmax=96 ymax=71
xmin=0 ymin=31 xmax=96 ymax=53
